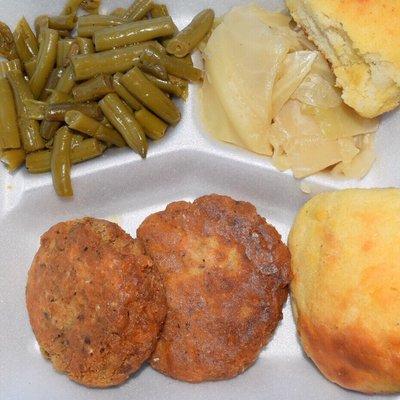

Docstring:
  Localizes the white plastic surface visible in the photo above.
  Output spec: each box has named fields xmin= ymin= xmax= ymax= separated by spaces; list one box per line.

xmin=1 ymin=1 xmax=400 ymax=399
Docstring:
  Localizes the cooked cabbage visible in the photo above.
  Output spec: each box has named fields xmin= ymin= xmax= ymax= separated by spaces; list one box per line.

xmin=203 ymin=5 xmax=290 ymax=155
xmin=272 ymin=51 xmax=317 ymax=118
xmin=301 ymin=104 xmax=378 ymax=139
xmin=291 ymin=73 xmax=342 ymax=108
xmin=200 ymin=4 xmax=379 ymax=179
xmin=332 ymin=134 xmax=376 ymax=179
xmin=271 ymin=100 xmax=359 ymax=178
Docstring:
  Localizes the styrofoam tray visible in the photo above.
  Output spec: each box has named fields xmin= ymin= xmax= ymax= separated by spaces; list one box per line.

xmin=1 ymin=1 xmax=400 ymax=399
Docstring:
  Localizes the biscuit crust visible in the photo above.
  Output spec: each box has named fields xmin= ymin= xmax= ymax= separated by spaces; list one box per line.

xmin=289 ymin=189 xmax=400 ymax=393
xmin=286 ymin=0 xmax=400 ymax=117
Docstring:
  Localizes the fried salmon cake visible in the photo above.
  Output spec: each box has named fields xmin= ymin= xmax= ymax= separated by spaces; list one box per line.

xmin=137 ymin=194 xmax=291 ymax=382
xmin=26 ymin=218 xmax=167 ymax=387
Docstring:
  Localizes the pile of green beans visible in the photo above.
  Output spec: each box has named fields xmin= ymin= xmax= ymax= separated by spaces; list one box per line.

xmin=0 ymin=0 xmax=215 ymax=197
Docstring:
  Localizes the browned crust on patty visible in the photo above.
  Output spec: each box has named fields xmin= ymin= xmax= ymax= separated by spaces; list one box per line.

xmin=26 ymin=218 xmax=167 ymax=387
xmin=137 ymin=194 xmax=291 ymax=382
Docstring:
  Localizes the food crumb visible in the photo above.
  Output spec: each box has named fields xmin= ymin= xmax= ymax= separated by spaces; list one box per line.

xmin=300 ymin=181 xmax=311 ymax=194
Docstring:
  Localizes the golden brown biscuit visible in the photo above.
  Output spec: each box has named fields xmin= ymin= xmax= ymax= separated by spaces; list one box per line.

xmin=289 ymin=188 xmax=400 ymax=393
xmin=26 ymin=218 xmax=167 ymax=387
xmin=138 ymin=194 xmax=291 ymax=382
xmin=286 ymin=0 xmax=400 ymax=118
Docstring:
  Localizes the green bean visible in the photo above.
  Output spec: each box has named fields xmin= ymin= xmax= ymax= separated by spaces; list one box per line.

xmin=143 ymin=72 xmax=188 ymax=99
xmin=30 ymin=96 xmax=89 ymax=120
xmin=51 ymin=126 xmax=73 ymax=197
xmin=70 ymin=133 xmax=84 ymax=150
xmin=65 ymin=42 xmax=80 ymax=66
xmin=81 ymin=0 xmax=101 ymax=14
xmin=34 ymin=15 xmax=49 ymax=39
xmin=18 ymin=118 xmax=45 ymax=152
xmin=166 ymin=9 xmax=214 ymax=58
xmin=1 ymin=148 xmax=25 ymax=172
xmin=78 ymin=14 xmax=124 ymax=26
xmin=35 ymin=16 xmax=71 ymax=40
xmin=53 ymin=65 xmax=75 ymax=95
xmin=0 ymin=78 xmax=21 ymax=149
xmin=72 ymin=74 xmax=114 ymax=102
xmin=100 ymin=115 xmax=112 ymax=128
xmin=45 ymin=137 xmax=53 ymax=149
xmin=7 ymin=69 xmax=44 ymax=152
xmin=147 ymin=39 xmax=167 ymax=54
xmin=111 ymin=8 xmax=127 ymax=18
xmin=29 ymin=28 xmax=59 ymax=98
xmin=140 ymin=47 xmax=202 ymax=81
xmin=59 ymin=30 xmax=71 ymax=38
xmin=121 ymin=67 xmax=181 ymax=125
xmin=149 ymin=4 xmax=177 ymax=32
xmin=71 ymin=45 xmax=147 ymax=80
xmin=39 ymin=67 xmax=63 ymax=100
xmin=55 ymin=78 xmax=73 ymax=95
xmin=40 ymin=96 xmax=71 ymax=141
xmin=135 ymin=108 xmax=167 ymax=140
xmin=112 ymin=72 xmax=142 ymax=111
xmin=150 ymin=4 xmax=178 ymax=47
xmin=93 ymin=16 xmax=175 ymax=51
xmin=76 ymin=25 xmax=107 ymax=37
xmin=71 ymin=138 xmax=106 ymax=163
xmin=43 ymin=134 xmax=82 ymax=151
xmin=0 ymin=22 xmax=18 ymax=60
xmin=0 ymin=59 xmax=22 ymax=78
xmin=48 ymin=14 xmax=76 ymax=31
xmin=26 ymin=149 xmax=52 ymax=172
xmin=24 ymin=99 xmax=47 ymax=120
xmin=26 ymin=138 xmax=105 ymax=173
xmin=182 ymin=54 xmax=193 ymax=66
xmin=150 ymin=4 xmax=169 ymax=18
xmin=7 ymin=70 xmax=33 ymax=117
xmin=42 ymin=134 xmax=83 ymax=151
xmin=49 ymin=89 xmax=72 ymax=101
xmin=76 ymin=14 xmax=124 ymax=37
xmin=62 ymin=0 xmax=84 ymax=16
xmin=45 ymin=102 xmax=103 ymax=121
xmin=123 ymin=0 xmax=154 ymax=21
xmin=57 ymin=39 xmax=75 ymax=67
xmin=76 ymin=37 xmax=94 ymax=54
xmin=13 ymin=18 xmax=38 ymax=63
xmin=34 ymin=18 xmax=70 ymax=41
xmin=99 ymin=93 xmax=147 ymax=157
xmin=48 ymin=68 xmax=65 ymax=86
xmin=24 ymin=58 xmax=37 ymax=79
xmin=65 ymin=110 xmax=126 ymax=147
xmin=139 ymin=60 xmax=168 ymax=80
xmin=40 ymin=120 xmax=62 ymax=141
xmin=169 ymin=73 xmax=190 ymax=88
xmin=40 ymin=66 xmax=75 ymax=141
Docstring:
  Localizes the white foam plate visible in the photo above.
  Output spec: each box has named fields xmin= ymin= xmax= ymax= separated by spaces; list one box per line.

xmin=1 ymin=1 xmax=400 ymax=399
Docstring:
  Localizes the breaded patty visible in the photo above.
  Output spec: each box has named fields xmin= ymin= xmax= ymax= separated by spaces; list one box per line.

xmin=137 ymin=194 xmax=291 ymax=382
xmin=26 ymin=218 xmax=167 ymax=387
